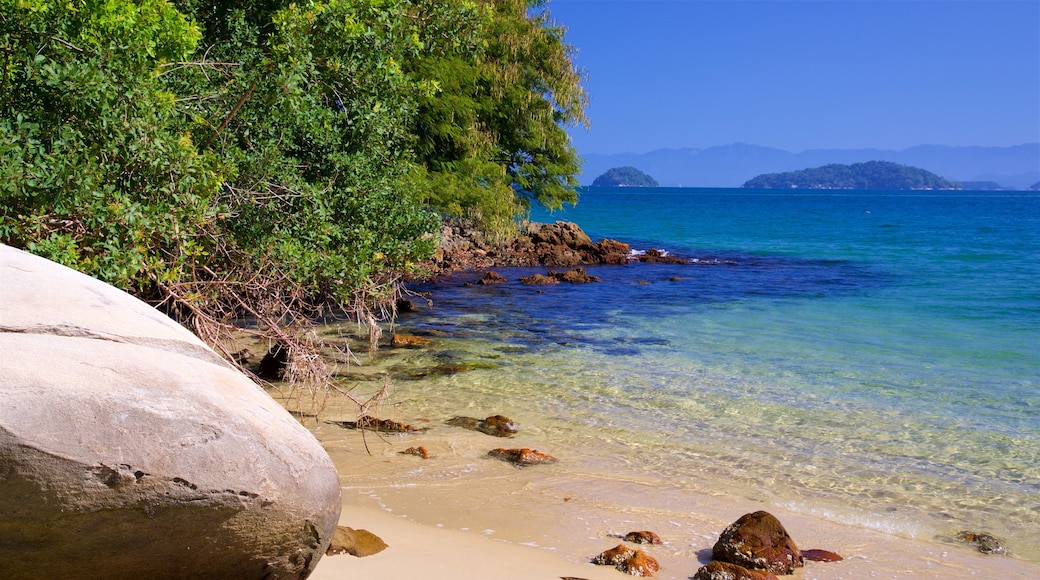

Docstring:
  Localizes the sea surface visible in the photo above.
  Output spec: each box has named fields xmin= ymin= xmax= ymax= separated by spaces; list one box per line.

xmin=394 ymin=187 xmax=1040 ymax=560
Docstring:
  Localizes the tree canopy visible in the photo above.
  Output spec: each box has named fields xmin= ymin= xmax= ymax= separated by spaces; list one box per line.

xmin=0 ymin=0 xmax=588 ymax=377
xmin=592 ymin=166 xmax=659 ymax=187
xmin=742 ymin=161 xmax=960 ymax=190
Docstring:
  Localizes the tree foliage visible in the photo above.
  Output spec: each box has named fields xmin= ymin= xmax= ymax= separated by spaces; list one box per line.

xmin=742 ymin=161 xmax=960 ymax=190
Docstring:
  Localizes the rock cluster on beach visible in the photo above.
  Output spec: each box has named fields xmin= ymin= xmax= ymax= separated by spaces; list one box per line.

xmin=0 ymin=245 xmax=342 ymax=579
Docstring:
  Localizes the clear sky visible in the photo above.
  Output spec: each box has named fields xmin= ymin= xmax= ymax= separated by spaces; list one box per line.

xmin=547 ymin=0 xmax=1040 ymax=154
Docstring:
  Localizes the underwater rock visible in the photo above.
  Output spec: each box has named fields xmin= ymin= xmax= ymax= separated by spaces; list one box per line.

xmin=446 ymin=415 xmax=518 ymax=437
xmin=955 ymin=531 xmax=1009 ymax=555
xmin=391 ymin=334 xmax=432 ymax=348
xmin=327 ymin=416 xmax=424 ymax=433
xmin=519 ymin=273 xmax=559 ymax=285
xmin=800 ymin=549 xmax=843 ymax=562
xmin=624 ymin=531 xmax=662 ymax=545
xmin=399 ymin=446 xmax=430 ymax=459
xmin=550 ymin=267 xmax=601 ymax=284
xmin=487 ymin=448 xmax=557 ymax=466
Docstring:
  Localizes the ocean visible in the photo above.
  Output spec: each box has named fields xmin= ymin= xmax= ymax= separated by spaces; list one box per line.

xmin=393 ymin=187 xmax=1040 ymax=560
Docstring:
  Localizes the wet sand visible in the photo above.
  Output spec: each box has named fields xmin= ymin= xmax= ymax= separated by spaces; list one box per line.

xmin=298 ymin=400 xmax=1040 ymax=580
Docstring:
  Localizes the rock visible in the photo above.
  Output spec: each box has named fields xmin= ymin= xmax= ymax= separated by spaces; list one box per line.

xmin=391 ymin=333 xmax=432 ymax=348
xmin=955 ymin=531 xmax=1009 ymax=555
xmin=257 ymin=343 xmax=289 ymax=380
xmin=636 ymin=248 xmax=689 ymax=264
xmin=519 ymin=273 xmax=560 ymax=285
xmin=800 ymin=549 xmax=843 ymax=562
xmin=693 ymin=561 xmax=779 ymax=580
xmin=550 ymin=267 xmax=601 ymax=284
xmin=477 ymin=271 xmax=508 ymax=285
xmin=327 ymin=415 xmax=424 ymax=433
xmin=624 ymin=531 xmax=662 ymax=545
xmin=0 ymin=245 xmax=341 ymax=579
xmin=399 ymin=446 xmax=430 ymax=459
xmin=591 ymin=544 xmax=660 ymax=577
xmin=592 ymin=238 xmax=631 ymax=265
xmin=326 ymin=526 xmax=388 ymax=557
xmin=488 ymin=448 xmax=558 ymax=466
xmin=446 ymin=414 xmax=518 ymax=437
xmin=711 ymin=511 xmax=803 ymax=575
xmin=396 ymin=297 xmax=418 ymax=313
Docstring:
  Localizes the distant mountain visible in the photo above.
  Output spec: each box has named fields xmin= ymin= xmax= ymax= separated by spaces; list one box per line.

xmin=743 ymin=161 xmax=959 ymax=190
xmin=578 ymin=143 xmax=1040 ymax=189
xmin=592 ymin=166 xmax=659 ymax=187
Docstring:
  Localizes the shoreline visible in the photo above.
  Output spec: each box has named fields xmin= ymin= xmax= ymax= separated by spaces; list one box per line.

xmin=276 ymin=383 xmax=1040 ymax=579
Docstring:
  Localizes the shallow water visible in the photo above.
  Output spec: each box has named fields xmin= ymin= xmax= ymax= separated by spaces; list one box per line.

xmin=329 ymin=188 xmax=1040 ymax=561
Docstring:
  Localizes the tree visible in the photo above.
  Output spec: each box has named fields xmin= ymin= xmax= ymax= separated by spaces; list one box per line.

xmin=408 ymin=0 xmax=589 ymax=240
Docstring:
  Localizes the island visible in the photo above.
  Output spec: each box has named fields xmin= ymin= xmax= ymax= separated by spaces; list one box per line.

xmin=742 ymin=161 xmax=960 ymax=190
xmin=592 ymin=166 xmax=659 ymax=187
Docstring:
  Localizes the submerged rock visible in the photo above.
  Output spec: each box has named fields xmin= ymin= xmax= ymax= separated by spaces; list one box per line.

xmin=477 ymin=271 xmax=508 ymax=285
xmin=711 ymin=511 xmax=803 ymax=575
xmin=327 ymin=415 xmax=424 ymax=433
xmin=624 ymin=531 xmax=663 ymax=545
xmin=693 ymin=561 xmax=778 ymax=580
xmin=800 ymin=549 xmax=843 ymax=562
xmin=446 ymin=414 xmax=518 ymax=437
xmin=487 ymin=448 xmax=557 ymax=466
xmin=391 ymin=333 xmax=432 ymax=348
xmin=550 ymin=267 xmax=601 ymax=284
xmin=399 ymin=446 xmax=430 ymax=459
xmin=519 ymin=273 xmax=559 ymax=285
xmin=591 ymin=544 xmax=660 ymax=577
xmin=0 ymin=245 xmax=341 ymax=579
xmin=326 ymin=526 xmax=388 ymax=557
xmin=635 ymin=248 xmax=689 ymax=264
xmin=955 ymin=531 xmax=1009 ymax=555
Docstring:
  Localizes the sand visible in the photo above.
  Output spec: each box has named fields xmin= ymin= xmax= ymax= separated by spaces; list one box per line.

xmin=305 ymin=418 xmax=1040 ymax=580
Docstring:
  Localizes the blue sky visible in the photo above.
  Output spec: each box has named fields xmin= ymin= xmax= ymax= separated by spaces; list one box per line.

xmin=548 ymin=0 xmax=1040 ymax=154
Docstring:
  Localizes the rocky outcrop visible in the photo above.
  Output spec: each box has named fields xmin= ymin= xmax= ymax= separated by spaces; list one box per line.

xmin=711 ymin=511 xmax=803 ymax=575
xmin=425 ymin=219 xmax=632 ymax=273
xmin=0 ymin=245 xmax=341 ymax=579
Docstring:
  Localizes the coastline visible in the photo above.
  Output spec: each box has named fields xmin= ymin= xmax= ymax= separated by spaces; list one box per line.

xmin=302 ymin=408 xmax=1040 ymax=580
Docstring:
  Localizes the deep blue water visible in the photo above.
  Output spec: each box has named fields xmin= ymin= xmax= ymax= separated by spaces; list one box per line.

xmin=402 ymin=187 xmax=1040 ymax=558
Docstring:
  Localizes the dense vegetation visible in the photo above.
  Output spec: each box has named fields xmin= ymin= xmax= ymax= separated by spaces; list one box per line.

xmin=592 ymin=166 xmax=659 ymax=187
xmin=743 ymin=161 xmax=960 ymax=190
xmin=0 ymin=0 xmax=587 ymax=379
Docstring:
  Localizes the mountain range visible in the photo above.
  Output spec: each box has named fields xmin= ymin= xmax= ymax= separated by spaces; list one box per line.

xmin=577 ymin=143 xmax=1040 ymax=189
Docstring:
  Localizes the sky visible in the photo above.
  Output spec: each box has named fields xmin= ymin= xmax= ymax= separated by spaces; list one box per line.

xmin=547 ymin=0 xmax=1040 ymax=154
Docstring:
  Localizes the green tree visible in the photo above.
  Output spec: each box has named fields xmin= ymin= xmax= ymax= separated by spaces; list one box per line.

xmin=408 ymin=0 xmax=589 ymax=239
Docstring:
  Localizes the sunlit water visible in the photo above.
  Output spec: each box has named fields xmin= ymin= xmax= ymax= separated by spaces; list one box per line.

xmin=356 ymin=188 xmax=1040 ymax=559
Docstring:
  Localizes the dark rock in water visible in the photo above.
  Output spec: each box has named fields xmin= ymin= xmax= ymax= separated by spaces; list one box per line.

xmin=327 ymin=415 xmax=425 ymax=433
xmin=624 ymin=531 xmax=662 ymax=545
xmin=391 ymin=333 xmax=432 ymax=348
xmin=800 ymin=548 xmax=843 ymax=562
xmin=636 ymin=248 xmax=689 ymax=264
xmin=591 ymin=544 xmax=660 ymax=577
xmin=550 ymin=267 xmax=601 ymax=284
xmin=478 ymin=271 xmax=508 ymax=285
xmin=955 ymin=531 xmax=1009 ymax=555
xmin=326 ymin=526 xmax=388 ymax=557
xmin=519 ymin=273 xmax=560 ymax=285
xmin=396 ymin=297 xmax=418 ymax=313
xmin=712 ymin=511 xmax=803 ymax=575
xmin=446 ymin=415 xmax=518 ymax=437
xmin=693 ymin=561 xmax=779 ymax=580
xmin=399 ymin=446 xmax=430 ymax=459
xmin=488 ymin=448 xmax=557 ymax=466
xmin=257 ymin=343 xmax=289 ymax=380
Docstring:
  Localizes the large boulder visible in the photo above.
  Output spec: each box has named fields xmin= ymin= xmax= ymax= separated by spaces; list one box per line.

xmin=0 ymin=245 xmax=341 ymax=579
xmin=711 ymin=511 xmax=803 ymax=575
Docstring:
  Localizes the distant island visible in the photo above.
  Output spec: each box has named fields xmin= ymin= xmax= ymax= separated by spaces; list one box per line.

xmin=742 ymin=161 xmax=960 ymax=190
xmin=592 ymin=166 xmax=659 ymax=187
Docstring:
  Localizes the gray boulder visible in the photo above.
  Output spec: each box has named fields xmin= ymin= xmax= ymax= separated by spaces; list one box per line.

xmin=0 ymin=245 xmax=341 ymax=579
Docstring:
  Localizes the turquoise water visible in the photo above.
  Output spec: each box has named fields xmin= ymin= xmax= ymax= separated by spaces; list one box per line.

xmin=402 ymin=188 xmax=1040 ymax=558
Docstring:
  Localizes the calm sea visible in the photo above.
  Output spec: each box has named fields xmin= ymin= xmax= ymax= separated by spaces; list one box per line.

xmin=399 ymin=187 xmax=1040 ymax=559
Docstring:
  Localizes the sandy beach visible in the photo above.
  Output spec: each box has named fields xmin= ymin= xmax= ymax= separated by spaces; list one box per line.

xmin=298 ymin=399 xmax=1040 ymax=580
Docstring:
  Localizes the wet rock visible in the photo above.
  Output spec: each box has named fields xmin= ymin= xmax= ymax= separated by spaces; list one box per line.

xmin=391 ymin=333 xmax=432 ymax=348
xmin=800 ymin=549 xmax=843 ymax=562
xmin=593 ymin=238 xmax=631 ymax=264
xmin=488 ymin=448 xmax=557 ymax=466
xmin=711 ymin=511 xmax=803 ymax=575
xmin=693 ymin=561 xmax=779 ymax=580
xmin=635 ymin=248 xmax=689 ymax=264
xmin=550 ymin=267 xmax=601 ymax=284
xmin=396 ymin=297 xmax=418 ymax=313
xmin=955 ymin=531 xmax=1009 ymax=555
xmin=477 ymin=271 xmax=508 ymax=285
xmin=624 ymin=531 xmax=662 ymax=545
xmin=446 ymin=415 xmax=518 ymax=437
xmin=591 ymin=544 xmax=660 ymax=577
xmin=519 ymin=273 xmax=560 ymax=285
xmin=326 ymin=526 xmax=388 ymax=557
xmin=0 ymin=245 xmax=341 ymax=579
xmin=399 ymin=446 xmax=430 ymax=459
xmin=257 ymin=343 xmax=289 ymax=380
xmin=327 ymin=415 xmax=424 ymax=433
